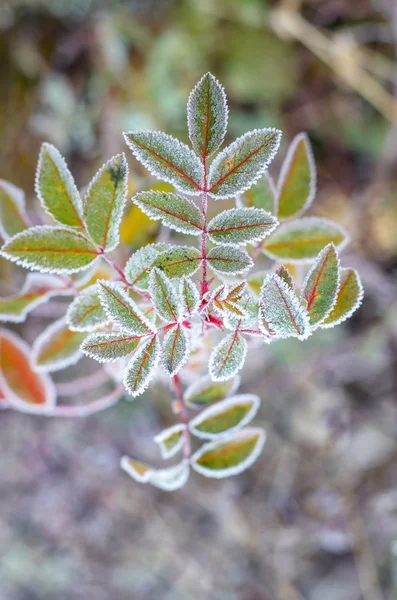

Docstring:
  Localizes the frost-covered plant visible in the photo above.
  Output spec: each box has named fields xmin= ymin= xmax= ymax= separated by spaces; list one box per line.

xmin=0 ymin=74 xmax=363 ymax=490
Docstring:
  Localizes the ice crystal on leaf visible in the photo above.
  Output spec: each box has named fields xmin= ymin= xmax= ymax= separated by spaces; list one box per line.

xmin=0 ymin=72 xmax=363 ymax=489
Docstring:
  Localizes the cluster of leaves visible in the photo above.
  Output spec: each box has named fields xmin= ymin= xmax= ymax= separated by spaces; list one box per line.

xmin=0 ymin=74 xmax=363 ymax=489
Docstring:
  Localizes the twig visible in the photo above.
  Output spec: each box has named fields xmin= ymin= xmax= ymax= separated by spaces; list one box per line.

xmin=55 ymin=368 xmax=110 ymax=396
xmin=49 ymin=384 xmax=125 ymax=418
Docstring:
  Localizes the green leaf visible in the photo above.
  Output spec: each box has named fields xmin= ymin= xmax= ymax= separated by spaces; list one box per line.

xmin=162 ymin=325 xmax=190 ymax=376
xmin=98 ymin=281 xmax=152 ymax=335
xmin=121 ymin=456 xmax=189 ymax=491
xmin=0 ymin=180 xmax=29 ymax=240
xmin=184 ymin=374 xmax=240 ymax=409
xmin=66 ymin=285 xmax=108 ymax=332
xmin=277 ymin=133 xmax=316 ymax=219
xmin=152 ymin=245 xmax=202 ymax=279
xmin=123 ymin=335 xmax=161 ymax=397
xmin=123 ymin=131 xmax=203 ymax=195
xmin=240 ymin=173 xmax=276 ymax=214
xmin=189 ymin=394 xmax=260 ymax=439
xmin=274 ymin=265 xmax=294 ymax=290
xmin=149 ymin=268 xmax=180 ymax=322
xmin=178 ymin=277 xmax=200 ymax=317
xmin=133 ymin=191 xmax=204 ymax=235
xmin=301 ymin=243 xmax=340 ymax=326
xmin=320 ymin=267 xmax=363 ymax=328
xmin=209 ymin=332 xmax=247 ymax=381
xmin=35 ymin=143 xmax=83 ymax=227
xmin=154 ymin=424 xmax=186 ymax=459
xmin=84 ymin=153 xmax=128 ymax=251
xmin=187 ymin=72 xmax=228 ymax=158
xmin=81 ymin=331 xmax=141 ymax=362
xmin=0 ymin=226 xmax=99 ymax=274
xmin=263 ymin=217 xmax=349 ymax=262
xmin=207 ymin=128 xmax=282 ymax=199
xmin=0 ymin=328 xmax=56 ymax=414
xmin=191 ymin=427 xmax=265 ymax=479
xmin=207 ymin=246 xmax=253 ymax=275
xmin=207 ymin=207 xmax=278 ymax=246
xmin=32 ymin=317 xmax=87 ymax=372
xmin=124 ymin=243 xmax=168 ymax=290
xmin=259 ymin=273 xmax=310 ymax=340
xmin=0 ymin=274 xmax=66 ymax=323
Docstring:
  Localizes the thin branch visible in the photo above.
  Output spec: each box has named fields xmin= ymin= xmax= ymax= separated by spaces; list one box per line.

xmin=172 ymin=374 xmax=191 ymax=459
xmin=55 ymin=368 xmax=110 ymax=396
xmin=49 ymin=384 xmax=125 ymax=418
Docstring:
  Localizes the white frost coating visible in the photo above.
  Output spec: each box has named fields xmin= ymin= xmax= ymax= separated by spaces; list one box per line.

xmin=263 ymin=217 xmax=350 ymax=264
xmin=31 ymin=317 xmax=85 ymax=373
xmin=66 ymin=284 xmax=109 ymax=332
xmin=0 ymin=226 xmax=99 ymax=275
xmin=183 ymin=374 xmax=241 ymax=408
xmin=83 ymin=153 xmax=129 ymax=251
xmin=162 ymin=325 xmax=190 ymax=377
xmin=320 ymin=268 xmax=364 ymax=329
xmin=209 ymin=332 xmax=247 ymax=382
xmin=121 ymin=456 xmax=190 ymax=491
xmin=275 ymin=132 xmax=317 ymax=219
xmin=0 ymin=328 xmax=56 ymax=415
xmin=207 ymin=128 xmax=282 ymax=200
xmin=97 ymin=280 xmax=153 ymax=335
xmin=0 ymin=273 xmax=68 ymax=323
xmin=187 ymin=72 xmax=228 ymax=158
xmin=123 ymin=130 xmax=203 ymax=195
xmin=104 ymin=357 xmax=128 ymax=383
xmin=0 ymin=179 xmax=29 ymax=240
xmin=124 ymin=243 xmax=169 ymax=289
xmin=133 ymin=191 xmax=204 ymax=236
xmin=190 ymin=427 xmax=266 ymax=479
xmin=207 ymin=207 xmax=278 ymax=246
xmin=207 ymin=245 xmax=253 ymax=276
xmin=188 ymin=393 xmax=260 ymax=440
xmin=300 ymin=243 xmax=341 ymax=329
xmin=154 ymin=423 xmax=186 ymax=459
xmin=148 ymin=268 xmax=180 ymax=323
xmin=35 ymin=142 xmax=83 ymax=224
xmin=123 ymin=335 xmax=161 ymax=397
xmin=81 ymin=331 xmax=141 ymax=363
xmin=259 ymin=274 xmax=310 ymax=340
xmin=178 ymin=277 xmax=200 ymax=318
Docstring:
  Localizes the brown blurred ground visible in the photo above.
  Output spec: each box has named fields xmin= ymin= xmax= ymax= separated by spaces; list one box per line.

xmin=1 ymin=1 xmax=397 ymax=599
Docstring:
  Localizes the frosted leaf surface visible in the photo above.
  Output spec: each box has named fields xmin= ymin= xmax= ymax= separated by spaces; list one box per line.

xmin=152 ymin=245 xmax=202 ymax=279
xmin=320 ymin=267 xmax=363 ymax=328
xmin=121 ymin=456 xmax=189 ymax=491
xmin=162 ymin=325 xmax=190 ymax=376
xmin=81 ymin=331 xmax=141 ymax=363
xmin=31 ymin=317 xmax=86 ymax=372
xmin=148 ymin=269 xmax=180 ymax=323
xmin=241 ymin=172 xmax=276 ymax=214
xmin=178 ymin=277 xmax=200 ymax=317
xmin=184 ymin=374 xmax=240 ymax=409
xmin=301 ymin=243 xmax=340 ymax=327
xmin=124 ymin=243 xmax=168 ymax=290
xmin=209 ymin=332 xmax=247 ymax=381
xmin=207 ymin=207 xmax=278 ymax=246
xmin=154 ymin=423 xmax=186 ymax=459
xmin=66 ymin=285 xmax=108 ymax=332
xmin=207 ymin=245 xmax=253 ymax=275
xmin=123 ymin=335 xmax=161 ymax=397
xmin=133 ymin=191 xmax=204 ymax=235
xmin=98 ymin=281 xmax=152 ymax=335
xmin=189 ymin=394 xmax=260 ymax=439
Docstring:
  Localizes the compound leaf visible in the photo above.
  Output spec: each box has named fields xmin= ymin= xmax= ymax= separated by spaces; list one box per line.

xmin=187 ymin=72 xmax=228 ymax=158
xmin=207 ymin=128 xmax=281 ymax=199
xmin=0 ymin=226 xmax=99 ymax=274
xmin=121 ymin=456 xmax=189 ymax=491
xmin=263 ymin=217 xmax=349 ymax=262
xmin=0 ymin=180 xmax=29 ymax=240
xmin=133 ymin=191 xmax=204 ymax=235
xmin=162 ymin=325 xmax=190 ymax=376
xmin=189 ymin=393 xmax=260 ymax=439
xmin=154 ymin=424 xmax=186 ymax=459
xmin=98 ymin=281 xmax=152 ymax=335
xmin=123 ymin=131 xmax=203 ymax=195
xmin=148 ymin=268 xmax=180 ymax=323
xmin=184 ymin=374 xmax=240 ymax=409
xmin=259 ymin=273 xmax=310 ymax=339
xmin=35 ymin=143 xmax=83 ymax=227
xmin=84 ymin=153 xmax=128 ymax=251
xmin=123 ymin=335 xmax=161 ymax=397
xmin=0 ymin=328 xmax=56 ymax=414
xmin=209 ymin=332 xmax=247 ymax=382
xmin=0 ymin=274 xmax=67 ymax=323
xmin=207 ymin=207 xmax=277 ymax=246
xmin=207 ymin=245 xmax=253 ymax=275
xmin=277 ymin=133 xmax=316 ymax=219
xmin=191 ymin=427 xmax=265 ymax=479
xmin=81 ymin=331 xmax=141 ymax=363
xmin=32 ymin=317 xmax=87 ymax=372
xmin=320 ymin=267 xmax=363 ymax=328
xmin=66 ymin=285 xmax=108 ymax=332
xmin=301 ymin=243 xmax=340 ymax=326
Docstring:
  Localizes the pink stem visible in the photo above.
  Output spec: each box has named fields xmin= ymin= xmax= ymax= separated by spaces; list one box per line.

xmin=55 ymin=368 xmax=110 ymax=396
xmin=49 ymin=384 xmax=124 ymax=418
xmin=172 ymin=374 xmax=191 ymax=459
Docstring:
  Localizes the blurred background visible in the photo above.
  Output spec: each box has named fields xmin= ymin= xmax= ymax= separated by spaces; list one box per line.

xmin=1 ymin=0 xmax=397 ymax=599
